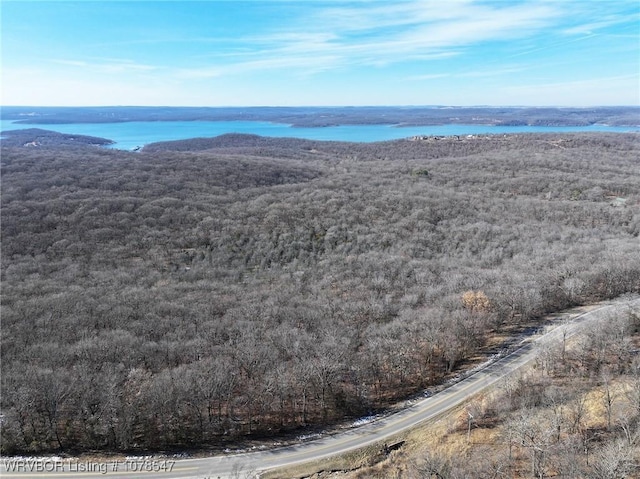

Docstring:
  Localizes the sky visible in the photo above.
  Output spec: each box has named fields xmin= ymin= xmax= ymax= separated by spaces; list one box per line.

xmin=1 ymin=0 xmax=639 ymax=107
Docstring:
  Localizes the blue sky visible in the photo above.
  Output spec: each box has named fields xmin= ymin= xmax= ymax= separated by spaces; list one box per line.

xmin=1 ymin=0 xmax=639 ymax=106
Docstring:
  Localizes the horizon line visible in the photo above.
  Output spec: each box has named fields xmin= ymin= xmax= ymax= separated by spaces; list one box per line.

xmin=3 ymin=104 xmax=640 ymax=109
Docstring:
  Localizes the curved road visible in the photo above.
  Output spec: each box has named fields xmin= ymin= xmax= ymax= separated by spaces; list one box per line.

xmin=2 ymin=298 xmax=638 ymax=479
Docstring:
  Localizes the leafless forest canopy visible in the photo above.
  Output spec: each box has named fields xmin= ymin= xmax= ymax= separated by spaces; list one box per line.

xmin=1 ymin=132 xmax=639 ymax=454
xmin=0 ymin=128 xmax=114 ymax=148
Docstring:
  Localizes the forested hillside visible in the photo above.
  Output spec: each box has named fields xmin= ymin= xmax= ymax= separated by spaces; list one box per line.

xmin=0 ymin=128 xmax=114 ymax=148
xmin=3 ymin=105 xmax=639 ymax=127
xmin=1 ymin=133 xmax=639 ymax=454
xmin=293 ymin=305 xmax=640 ymax=479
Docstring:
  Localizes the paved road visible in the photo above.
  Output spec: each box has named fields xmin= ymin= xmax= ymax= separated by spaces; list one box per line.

xmin=2 ymin=298 xmax=638 ymax=479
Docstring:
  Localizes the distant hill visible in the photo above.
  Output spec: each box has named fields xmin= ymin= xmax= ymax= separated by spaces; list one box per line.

xmin=2 ymin=105 xmax=639 ymax=127
xmin=0 ymin=128 xmax=114 ymax=148
xmin=141 ymin=133 xmax=321 ymax=152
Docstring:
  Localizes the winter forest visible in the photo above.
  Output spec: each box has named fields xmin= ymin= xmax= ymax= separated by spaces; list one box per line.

xmin=1 ymin=132 xmax=639 ymax=459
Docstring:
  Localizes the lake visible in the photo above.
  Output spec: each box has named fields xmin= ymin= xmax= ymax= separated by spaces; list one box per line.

xmin=1 ymin=119 xmax=638 ymax=150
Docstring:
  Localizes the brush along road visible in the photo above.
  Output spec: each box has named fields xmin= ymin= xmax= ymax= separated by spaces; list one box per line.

xmin=2 ymin=297 xmax=638 ymax=479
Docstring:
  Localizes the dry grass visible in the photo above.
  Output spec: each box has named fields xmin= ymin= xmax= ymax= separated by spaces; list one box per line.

xmin=263 ymin=310 xmax=639 ymax=479
xmin=263 ymin=370 xmax=639 ymax=479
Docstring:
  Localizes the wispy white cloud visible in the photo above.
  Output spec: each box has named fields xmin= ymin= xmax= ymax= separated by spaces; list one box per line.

xmin=179 ymin=0 xmax=561 ymax=78
xmin=49 ymin=1 xmax=564 ymax=81
xmin=177 ymin=54 xmax=342 ymax=79
xmin=564 ymin=19 xmax=626 ymax=36
xmin=4 ymin=0 xmax=636 ymax=106
xmin=51 ymin=58 xmax=159 ymax=74
xmin=51 ymin=59 xmax=88 ymax=67
xmin=459 ymin=66 xmax=530 ymax=78
xmin=407 ymin=73 xmax=451 ymax=81
xmin=505 ymin=33 xmax=599 ymax=59
xmin=407 ymin=65 xmax=528 ymax=82
xmin=561 ymin=7 xmax=640 ymax=36
xmin=390 ymin=2 xmax=559 ymax=47
xmin=317 ymin=0 xmax=480 ymax=32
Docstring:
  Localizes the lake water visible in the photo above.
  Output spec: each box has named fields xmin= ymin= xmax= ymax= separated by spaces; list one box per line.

xmin=1 ymin=119 xmax=638 ymax=150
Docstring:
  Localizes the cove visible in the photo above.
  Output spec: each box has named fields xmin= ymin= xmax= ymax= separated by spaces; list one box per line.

xmin=1 ymin=119 xmax=638 ymax=150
